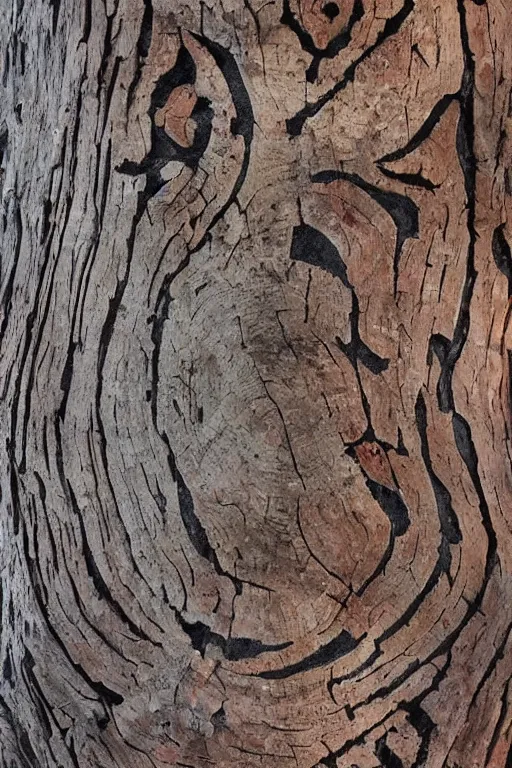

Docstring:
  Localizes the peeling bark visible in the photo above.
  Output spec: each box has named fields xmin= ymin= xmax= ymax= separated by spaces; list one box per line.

xmin=1 ymin=0 xmax=512 ymax=766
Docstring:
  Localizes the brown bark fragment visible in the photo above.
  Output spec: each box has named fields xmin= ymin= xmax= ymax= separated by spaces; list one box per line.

xmin=0 ymin=0 xmax=512 ymax=767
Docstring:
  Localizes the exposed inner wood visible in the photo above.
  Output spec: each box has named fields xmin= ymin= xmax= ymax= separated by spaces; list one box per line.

xmin=0 ymin=0 xmax=511 ymax=766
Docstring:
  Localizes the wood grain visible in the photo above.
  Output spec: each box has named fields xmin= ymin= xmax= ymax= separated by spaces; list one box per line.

xmin=0 ymin=0 xmax=511 ymax=766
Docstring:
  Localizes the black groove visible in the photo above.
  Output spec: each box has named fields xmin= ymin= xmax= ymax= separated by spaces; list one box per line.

xmin=258 ymin=629 xmax=364 ymax=680
xmin=290 ymin=222 xmax=389 ymax=372
xmin=355 ymin=535 xmax=395 ymax=597
xmin=435 ymin=0 xmax=477 ymax=414
xmin=17 ymin=514 xmax=125 ymax=710
xmin=190 ymin=33 xmax=254 ymax=233
xmin=286 ymin=0 xmax=415 ymax=136
xmin=69 ymin=482 xmax=159 ymax=646
xmin=451 ymin=412 xmax=497 ymax=575
xmin=378 ymin=93 xmax=457 ymax=165
xmin=377 ymin=166 xmax=439 ymax=191
xmin=57 ymin=340 xmax=77 ymax=421
xmin=176 ymin=614 xmax=292 ymax=661
xmin=492 ymin=224 xmax=512 ymax=295
xmin=168 ymin=453 xmax=243 ymax=593
xmin=0 ymin=125 xmax=7 ymax=165
xmin=346 ymin=445 xmax=410 ymax=597
xmin=328 ymin=536 xmax=453 ymax=695
xmin=119 ymin=44 xmax=213 ymax=183
xmin=485 ymin=679 xmax=510 ymax=765
xmin=126 ymin=0 xmax=153 ymax=106
xmin=121 ymin=33 xmax=254 ymax=254
xmin=415 ymin=392 xmax=462 ymax=545
xmin=365 ymin=478 xmax=410 ymax=536
xmin=80 ymin=0 xmax=92 ymax=43
xmin=1 ymin=199 xmax=22 ymax=343
xmin=281 ymin=0 xmax=364 ymax=82
xmin=428 ymin=0 xmax=498 ymax=594
xmin=138 ymin=0 xmax=153 ymax=58
xmin=0 ymin=694 xmax=40 ymax=768
xmin=407 ymin=704 xmax=437 ymax=768
xmin=49 ymin=0 xmax=60 ymax=35
xmin=176 ymin=468 xmax=221 ymax=570
xmin=311 ymin=170 xmax=419 ymax=294
xmin=375 ymin=734 xmax=404 ymax=768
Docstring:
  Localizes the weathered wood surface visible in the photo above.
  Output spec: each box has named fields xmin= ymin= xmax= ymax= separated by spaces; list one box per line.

xmin=1 ymin=0 xmax=512 ymax=766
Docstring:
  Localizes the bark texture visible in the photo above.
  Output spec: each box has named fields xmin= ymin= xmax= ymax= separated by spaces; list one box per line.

xmin=1 ymin=0 xmax=512 ymax=766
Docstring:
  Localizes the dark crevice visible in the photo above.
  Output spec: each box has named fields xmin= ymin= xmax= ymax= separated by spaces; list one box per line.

xmin=49 ymin=0 xmax=60 ymax=35
xmin=97 ymin=10 xmax=115 ymax=94
xmin=427 ymin=0 xmax=497 ymax=598
xmin=0 ymin=125 xmax=8 ymax=165
xmin=16 ymin=514 xmax=125 ymax=712
xmin=377 ymin=166 xmax=440 ymax=192
xmin=435 ymin=0 xmax=477 ymax=415
xmin=353 ymin=657 xmax=421 ymax=713
xmin=329 ymin=536 xmax=453 ymax=695
xmin=3 ymin=651 xmax=13 ymax=688
xmin=175 ymin=613 xmax=292 ymax=661
xmin=415 ymin=392 xmax=462 ymax=545
xmin=40 ymin=198 xmax=52 ymax=243
xmin=311 ymin=170 xmax=419 ymax=294
xmin=375 ymin=734 xmax=404 ymax=768
xmin=364 ymin=478 xmax=410 ymax=536
xmin=138 ymin=0 xmax=153 ymax=58
xmin=290 ymin=222 xmax=390 ymax=372
xmin=0 ymin=693 xmax=41 ymax=768
xmin=468 ymin=620 xmax=512 ymax=713
xmin=80 ymin=0 xmax=92 ymax=43
xmin=2 ymin=48 xmax=9 ymax=88
xmin=126 ymin=0 xmax=153 ymax=108
xmin=121 ymin=33 xmax=254 ymax=256
xmin=21 ymin=651 xmax=59 ymax=753
xmin=57 ymin=340 xmax=77 ymax=421
xmin=355 ymin=535 xmax=394 ymax=598
xmin=169 ymin=450 xmax=244 ymax=593
xmin=69 ymin=481 xmax=160 ymax=646
xmin=323 ymin=3 xmax=340 ymax=21
xmin=177 ymin=467 xmax=231 ymax=578
xmin=281 ymin=0 xmax=364 ymax=82
xmin=492 ymin=224 xmax=512 ymax=295
xmin=33 ymin=472 xmax=58 ymax=572
xmin=451 ymin=411 xmax=498 ymax=578
xmin=346 ymin=445 xmax=410 ymax=597
xmin=188 ymin=32 xmax=254 ymax=253
xmin=286 ymin=0 xmax=415 ymax=135
xmin=1 ymin=199 xmax=22 ymax=344
xmin=8 ymin=455 xmax=21 ymax=536
xmin=121 ymin=43 xmax=210 ymax=183
xmin=317 ymin=710 xmax=399 ymax=765
xmin=406 ymin=703 xmax=437 ymax=768
xmin=211 ymin=705 xmax=227 ymax=729
xmin=257 ymin=628 xmax=364 ymax=680
xmin=64 ymin=562 xmax=133 ymax=665
xmin=17 ymin=122 xmax=74 ymax=476
xmin=378 ymin=93 xmax=458 ymax=165
xmin=485 ymin=680 xmax=510 ymax=766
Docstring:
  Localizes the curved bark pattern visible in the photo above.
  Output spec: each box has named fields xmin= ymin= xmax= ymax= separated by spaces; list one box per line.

xmin=1 ymin=0 xmax=512 ymax=766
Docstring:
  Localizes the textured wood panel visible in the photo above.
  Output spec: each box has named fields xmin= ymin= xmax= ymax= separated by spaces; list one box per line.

xmin=1 ymin=0 xmax=511 ymax=766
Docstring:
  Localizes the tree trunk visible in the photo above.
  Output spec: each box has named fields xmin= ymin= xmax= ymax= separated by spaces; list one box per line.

xmin=1 ymin=0 xmax=511 ymax=766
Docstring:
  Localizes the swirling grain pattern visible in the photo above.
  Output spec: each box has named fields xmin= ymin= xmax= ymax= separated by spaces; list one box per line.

xmin=0 ymin=0 xmax=512 ymax=766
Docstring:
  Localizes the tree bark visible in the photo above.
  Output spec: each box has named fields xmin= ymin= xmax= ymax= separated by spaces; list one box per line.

xmin=1 ymin=0 xmax=512 ymax=766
